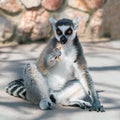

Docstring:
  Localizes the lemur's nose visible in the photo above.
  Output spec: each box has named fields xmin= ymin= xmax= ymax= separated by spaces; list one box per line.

xmin=60 ymin=35 xmax=67 ymax=44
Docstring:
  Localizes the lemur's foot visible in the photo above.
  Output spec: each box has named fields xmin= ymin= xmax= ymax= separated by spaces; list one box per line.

xmin=24 ymin=63 xmax=40 ymax=77
xmin=89 ymin=100 xmax=105 ymax=112
xmin=39 ymin=99 xmax=55 ymax=110
xmin=62 ymin=99 xmax=92 ymax=110
xmin=23 ymin=63 xmax=37 ymax=85
xmin=23 ymin=63 xmax=32 ymax=75
xmin=24 ymin=63 xmax=35 ymax=74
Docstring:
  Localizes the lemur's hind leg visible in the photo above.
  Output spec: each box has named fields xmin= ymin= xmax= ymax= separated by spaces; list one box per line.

xmin=63 ymin=99 xmax=91 ymax=109
xmin=23 ymin=63 xmax=41 ymax=104
xmin=23 ymin=63 xmax=55 ymax=110
xmin=61 ymin=84 xmax=104 ymax=112
xmin=62 ymin=90 xmax=92 ymax=109
xmin=53 ymin=80 xmax=92 ymax=109
xmin=58 ymin=82 xmax=104 ymax=111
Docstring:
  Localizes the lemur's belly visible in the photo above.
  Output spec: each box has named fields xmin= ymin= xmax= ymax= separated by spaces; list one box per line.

xmin=46 ymin=46 xmax=77 ymax=91
xmin=47 ymin=58 xmax=75 ymax=91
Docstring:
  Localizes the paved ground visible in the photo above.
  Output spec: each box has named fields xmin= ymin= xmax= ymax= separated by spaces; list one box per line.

xmin=0 ymin=40 xmax=120 ymax=120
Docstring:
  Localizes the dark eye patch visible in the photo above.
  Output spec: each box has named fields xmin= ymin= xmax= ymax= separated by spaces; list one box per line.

xmin=65 ymin=28 xmax=73 ymax=35
xmin=56 ymin=28 xmax=62 ymax=35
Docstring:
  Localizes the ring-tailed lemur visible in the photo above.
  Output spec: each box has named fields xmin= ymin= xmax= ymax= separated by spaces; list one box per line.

xmin=6 ymin=17 xmax=104 ymax=112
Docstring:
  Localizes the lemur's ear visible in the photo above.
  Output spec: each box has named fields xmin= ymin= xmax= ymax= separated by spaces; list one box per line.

xmin=73 ymin=16 xmax=80 ymax=30
xmin=49 ymin=17 xmax=57 ymax=26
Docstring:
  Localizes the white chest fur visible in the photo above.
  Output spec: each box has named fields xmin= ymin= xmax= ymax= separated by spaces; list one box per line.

xmin=46 ymin=45 xmax=78 ymax=91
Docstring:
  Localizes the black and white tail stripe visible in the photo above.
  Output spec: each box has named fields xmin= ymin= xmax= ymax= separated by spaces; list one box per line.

xmin=5 ymin=79 xmax=26 ymax=99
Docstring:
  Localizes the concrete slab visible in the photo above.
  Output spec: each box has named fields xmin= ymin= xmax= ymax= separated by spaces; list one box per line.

xmin=0 ymin=40 xmax=120 ymax=120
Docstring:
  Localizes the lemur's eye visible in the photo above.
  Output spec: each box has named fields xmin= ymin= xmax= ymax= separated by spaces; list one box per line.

xmin=56 ymin=28 xmax=62 ymax=35
xmin=65 ymin=28 xmax=73 ymax=35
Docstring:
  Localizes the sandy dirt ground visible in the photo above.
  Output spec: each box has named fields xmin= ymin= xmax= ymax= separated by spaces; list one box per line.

xmin=0 ymin=40 xmax=120 ymax=120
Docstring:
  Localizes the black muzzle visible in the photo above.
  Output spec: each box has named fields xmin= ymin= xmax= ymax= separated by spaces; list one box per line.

xmin=60 ymin=36 xmax=67 ymax=44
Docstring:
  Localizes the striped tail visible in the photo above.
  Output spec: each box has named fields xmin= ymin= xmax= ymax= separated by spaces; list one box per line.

xmin=5 ymin=79 xmax=26 ymax=99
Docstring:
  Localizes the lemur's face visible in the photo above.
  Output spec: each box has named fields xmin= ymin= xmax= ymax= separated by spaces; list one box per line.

xmin=49 ymin=17 xmax=80 ymax=44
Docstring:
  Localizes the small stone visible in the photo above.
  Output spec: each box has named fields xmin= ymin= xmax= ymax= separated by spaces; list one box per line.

xmin=102 ymin=0 xmax=120 ymax=39
xmin=42 ymin=0 xmax=63 ymax=11
xmin=85 ymin=0 xmax=105 ymax=11
xmin=18 ymin=10 xmax=38 ymax=33
xmin=89 ymin=9 xmax=104 ymax=38
xmin=31 ymin=11 xmax=51 ymax=40
xmin=0 ymin=0 xmax=21 ymax=14
xmin=18 ymin=9 xmax=51 ymax=41
xmin=20 ymin=0 xmax=41 ymax=9
xmin=68 ymin=0 xmax=90 ymax=12
xmin=0 ymin=16 xmax=14 ymax=42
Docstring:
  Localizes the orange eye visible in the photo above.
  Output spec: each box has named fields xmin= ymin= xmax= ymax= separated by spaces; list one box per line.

xmin=65 ymin=28 xmax=73 ymax=35
xmin=67 ymin=30 xmax=72 ymax=34
xmin=56 ymin=29 xmax=62 ymax=35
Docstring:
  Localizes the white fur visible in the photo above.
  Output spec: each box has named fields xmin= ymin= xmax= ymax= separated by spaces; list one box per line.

xmin=46 ymin=45 xmax=77 ymax=91
xmin=58 ymin=26 xmax=70 ymax=35
xmin=7 ymin=85 xmax=18 ymax=94
xmin=53 ymin=81 xmax=86 ymax=104
xmin=39 ymin=99 xmax=55 ymax=110
xmin=54 ymin=25 xmax=76 ymax=42
xmin=24 ymin=54 xmax=91 ymax=109
xmin=19 ymin=88 xmax=26 ymax=99
xmin=44 ymin=43 xmax=87 ymax=105
xmin=23 ymin=47 xmax=92 ymax=109
xmin=13 ymin=86 xmax=23 ymax=96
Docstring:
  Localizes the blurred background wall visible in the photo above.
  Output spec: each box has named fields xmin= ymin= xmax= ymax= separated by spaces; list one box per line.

xmin=0 ymin=0 xmax=120 ymax=43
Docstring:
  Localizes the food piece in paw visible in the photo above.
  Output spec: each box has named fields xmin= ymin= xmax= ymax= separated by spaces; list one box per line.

xmin=56 ymin=44 xmax=62 ymax=62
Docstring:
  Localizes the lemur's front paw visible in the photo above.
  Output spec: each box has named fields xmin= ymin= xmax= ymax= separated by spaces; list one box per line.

xmin=89 ymin=100 xmax=105 ymax=112
xmin=48 ymin=48 xmax=62 ymax=66
xmin=39 ymin=99 xmax=55 ymax=110
xmin=52 ymin=48 xmax=62 ymax=60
